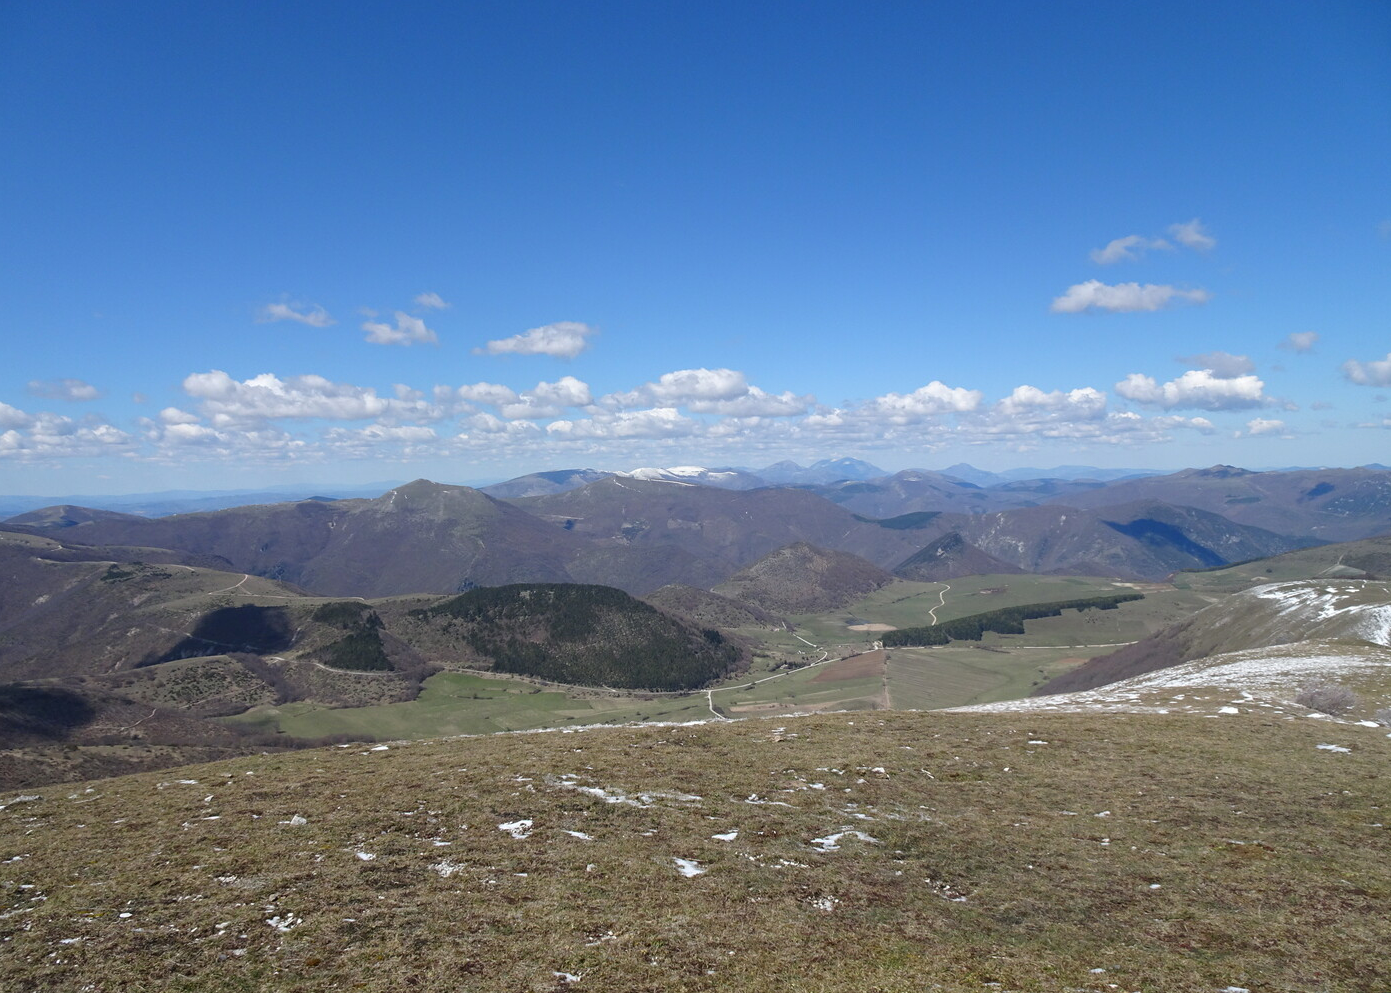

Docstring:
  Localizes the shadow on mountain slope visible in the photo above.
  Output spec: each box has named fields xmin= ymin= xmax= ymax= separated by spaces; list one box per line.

xmin=0 ymin=685 xmax=98 ymax=739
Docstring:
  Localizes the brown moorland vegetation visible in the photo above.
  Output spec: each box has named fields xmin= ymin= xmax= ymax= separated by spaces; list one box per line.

xmin=2 ymin=710 xmax=1386 ymax=992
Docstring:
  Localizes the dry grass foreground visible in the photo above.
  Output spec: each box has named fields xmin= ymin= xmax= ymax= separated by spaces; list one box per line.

xmin=2 ymin=711 xmax=1388 ymax=992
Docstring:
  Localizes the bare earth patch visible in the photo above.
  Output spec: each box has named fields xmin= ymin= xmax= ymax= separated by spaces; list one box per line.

xmin=846 ymin=622 xmax=896 ymax=632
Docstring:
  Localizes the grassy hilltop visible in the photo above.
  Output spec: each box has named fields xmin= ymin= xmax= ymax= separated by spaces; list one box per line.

xmin=3 ymin=710 xmax=1388 ymax=992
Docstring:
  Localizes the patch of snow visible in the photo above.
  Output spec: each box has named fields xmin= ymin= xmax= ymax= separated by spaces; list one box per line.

xmin=712 ymin=831 xmax=738 ymax=841
xmin=1316 ymin=744 xmax=1351 ymax=753
xmin=499 ymin=819 xmax=533 ymax=839
xmin=553 ymin=972 xmax=581 ymax=983
xmin=809 ymin=830 xmax=879 ymax=852
xmin=563 ymin=830 xmax=593 ymax=841
xmin=950 ymin=636 xmax=1391 ymax=716
xmin=355 ymin=852 xmax=376 ymax=861
xmin=744 ymin=794 xmax=793 ymax=807
xmin=278 ymin=815 xmax=307 ymax=826
xmin=551 ymin=775 xmax=700 ymax=808
xmin=1218 ymin=706 xmax=1240 ymax=715
xmin=673 ymin=858 xmax=706 ymax=877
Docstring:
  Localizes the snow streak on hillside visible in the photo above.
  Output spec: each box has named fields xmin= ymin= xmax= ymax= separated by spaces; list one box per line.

xmin=1244 ymin=581 xmax=1391 ymax=646
xmin=956 ymin=638 xmax=1391 ymax=719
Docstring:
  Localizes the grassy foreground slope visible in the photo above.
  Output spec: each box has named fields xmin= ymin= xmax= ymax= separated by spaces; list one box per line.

xmin=3 ymin=712 xmax=1387 ymax=992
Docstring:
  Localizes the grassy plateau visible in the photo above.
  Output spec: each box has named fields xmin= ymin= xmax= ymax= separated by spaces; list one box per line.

xmin=3 ymin=710 xmax=1387 ymax=992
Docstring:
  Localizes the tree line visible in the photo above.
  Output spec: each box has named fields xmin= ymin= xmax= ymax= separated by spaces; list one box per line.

xmin=882 ymin=592 xmax=1144 ymax=647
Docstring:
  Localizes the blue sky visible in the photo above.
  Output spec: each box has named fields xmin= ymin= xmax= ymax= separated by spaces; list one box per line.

xmin=2 ymin=0 xmax=1389 ymax=495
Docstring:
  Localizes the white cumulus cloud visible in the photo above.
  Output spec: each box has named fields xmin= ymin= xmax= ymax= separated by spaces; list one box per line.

xmin=495 ymin=377 xmax=593 ymax=420
xmin=182 ymin=370 xmax=438 ymax=423
xmin=603 ymin=368 xmax=762 ymax=410
xmin=362 ymin=312 xmax=438 ymax=346
xmin=650 ymin=367 xmax=748 ymax=402
xmin=157 ymin=422 xmax=222 ymax=445
xmin=1178 ymin=351 xmax=1254 ymax=378
xmin=1167 ymin=218 xmax=1216 ymax=252
xmin=995 ymin=385 xmax=1107 ymax=416
xmin=0 ymin=402 xmax=32 ymax=429
xmin=324 ymin=423 xmax=438 ymax=449
xmin=688 ymin=386 xmax=813 ymax=417
xmin=866 ymin=381 xmax=984 ymax=421
xmin=0 ymin=410 xmax=134 ymax=459
xmin=546 ymin=408 xmax=693 ymax=440
xmin=1343 ymin=353 xmax=1391 ymax=386
xmin=414 ymin=292 xmax=449 ymax=310
xmin=158 ymin=407 xmax=201 ymax=425
xmin=1089 ymin=234 xmax=1172 ymax=264
xmin=461 ymin=413 xmax=543 ymax=437
xmin=532 ymin=376 xmax=593 ymax=408
xmin=140 ymin=419 xmax=308 ymax=460
xmin=258 ymin=302 xmax=334 ymax=327
xmin=1115 ymin=370 xmax=1270 ymax=410
xmin=1243 ymin=418 xmax=1288 ymax=437
xmin=967 ymin=386 xmax=1113 ymax=441
xmin=454 ymin=382 xmax=520 ymax=406
xmin=27 ymin=378 xmax=102 ymax=401
xmin=1280 ymin=331 xmax=1319 ymax=352
xmin=476 ymin=321 xmax=596 ymax=359
xmin=1051 ymin=280 xmax=1211 ymax=313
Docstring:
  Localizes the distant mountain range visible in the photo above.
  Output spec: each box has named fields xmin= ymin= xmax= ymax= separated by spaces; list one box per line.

xmin=0 ymin=481 xmax=407 ymax=520
xmin=937 ymin=463 xmax=1165 ymax=486
xmin=1037 ymin=464 xmax=1391 ymax=542
xmin=5 ymin=466 xmax=1389 ymax=787
xmin=0 ymin=458 xmax=1219 ymax=518
xmin=11 ymin=463 xmax=1391 ymax=598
